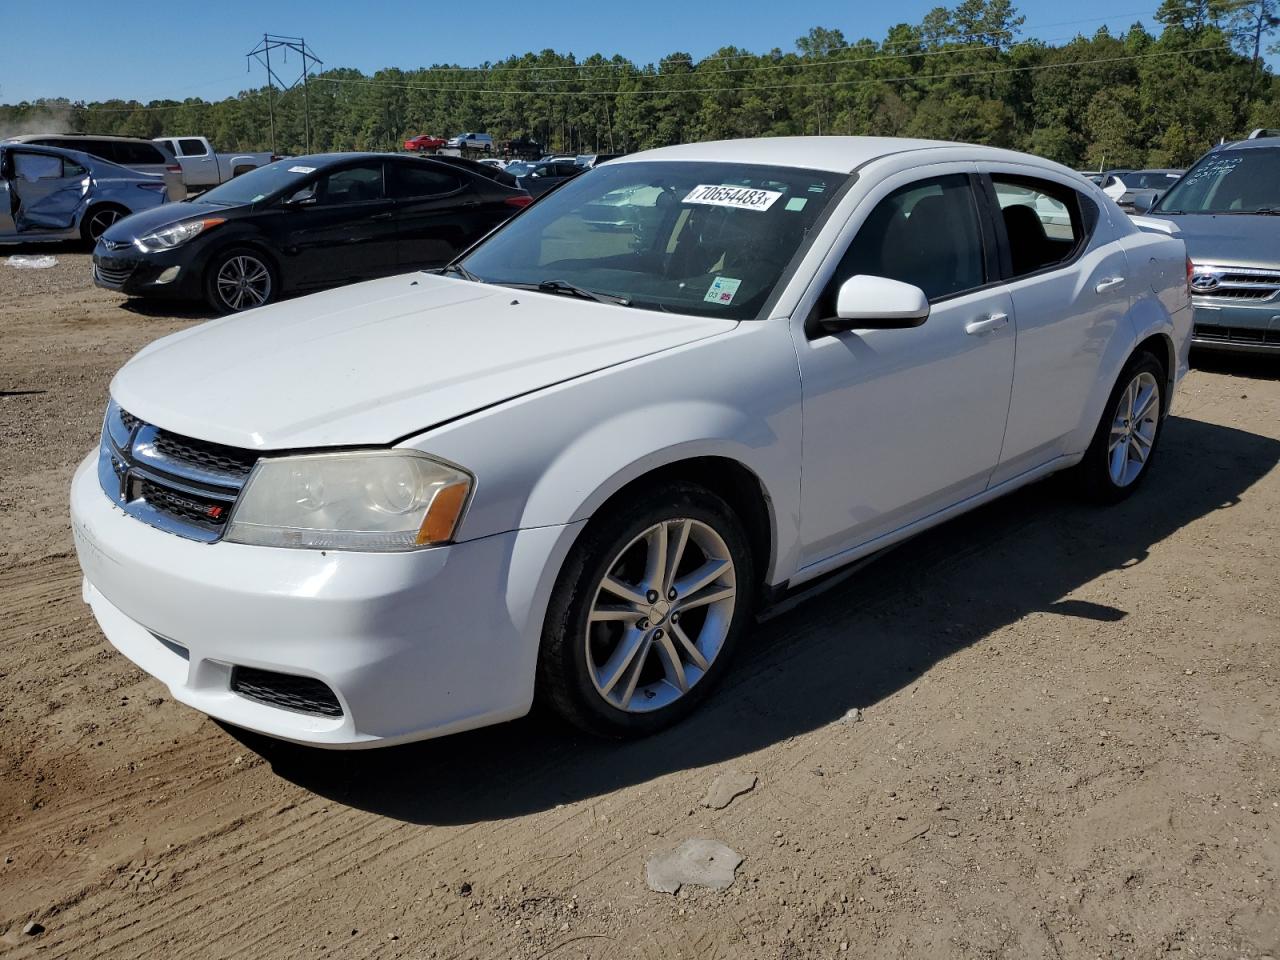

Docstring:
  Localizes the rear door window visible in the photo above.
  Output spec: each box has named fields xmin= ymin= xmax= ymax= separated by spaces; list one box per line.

xmin=387 ymin=163 xmax=463 ymax=199
xmin=991 ymin=175 xmax=1093 ymax=278
xmin=111 ymin=141 xmax=167 ymax=166
xmin=177 ymin=139 xmax=208 ymax=157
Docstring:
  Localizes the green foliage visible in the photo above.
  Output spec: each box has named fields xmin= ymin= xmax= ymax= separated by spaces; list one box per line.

xmin=2 ymin=0 xmax=1275 ymax=168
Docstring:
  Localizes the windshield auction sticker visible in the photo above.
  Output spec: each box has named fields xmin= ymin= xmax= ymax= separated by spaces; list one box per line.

xmin=683 ymin=184 xmax=783 ymax=212
xmin=705 ymin=276 xmax=742 ymax=304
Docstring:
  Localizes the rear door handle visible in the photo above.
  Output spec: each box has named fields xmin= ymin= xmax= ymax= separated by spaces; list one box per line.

xmin=1095 ymin=276 xmax=1125 ymax=293
xmin=964 ymin=312 xmax=1009 ymax=335
xmin=370 ymin=211 xmax=393 ymax=221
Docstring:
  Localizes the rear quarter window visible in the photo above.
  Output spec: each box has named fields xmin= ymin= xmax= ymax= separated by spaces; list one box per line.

xmin=108 ymin=141 xmax=167 ymax=166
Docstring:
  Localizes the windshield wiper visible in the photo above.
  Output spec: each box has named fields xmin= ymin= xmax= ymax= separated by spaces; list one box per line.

xmin=438 ymin=263 xmax=484 ymax=283
xmin=502 ymin=279 xmax=631 ymax=306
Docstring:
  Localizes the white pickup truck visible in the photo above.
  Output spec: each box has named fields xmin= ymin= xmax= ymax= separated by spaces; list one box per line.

xmin=153 ymin=136 xmax=275 ymax=190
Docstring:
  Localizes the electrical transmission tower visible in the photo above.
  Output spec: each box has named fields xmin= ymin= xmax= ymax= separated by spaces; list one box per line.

xmin=247 ymin=34 xmax=323 ymax=155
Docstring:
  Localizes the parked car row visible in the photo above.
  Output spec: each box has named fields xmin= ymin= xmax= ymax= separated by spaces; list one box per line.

xmin=6 ymin=134 xmax=186 ymax=201
xmin=90 ymin=152 xmax=533 ymax=312
xmin=0 ymin=141 xmax=171 ymax=244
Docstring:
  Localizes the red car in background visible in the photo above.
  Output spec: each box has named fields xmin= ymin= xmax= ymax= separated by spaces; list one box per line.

xmin=403 ymin=134 xmax=446 ymax=152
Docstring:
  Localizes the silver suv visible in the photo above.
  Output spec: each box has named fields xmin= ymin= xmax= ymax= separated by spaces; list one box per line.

xmin=1135 ymin=133 xmax=1280 ymax=353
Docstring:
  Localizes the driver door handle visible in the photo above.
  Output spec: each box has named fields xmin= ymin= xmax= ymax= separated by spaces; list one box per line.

xmin=370 ymin=211 xmax=393 ymax=221
xmin=1095 ymin=276 xmax=1125 ymax=293
xmin=964 ymin=312 xmax=1009 ymax=335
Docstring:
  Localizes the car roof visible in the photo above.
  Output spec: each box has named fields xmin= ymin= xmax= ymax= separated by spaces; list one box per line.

xmin=6 ymin=133 xmax=156 ymax=144
xmin=1215 ymin=135 xmax=1280 ymax=151
xmin=613 ymin=136 xmax=1075 ymax=175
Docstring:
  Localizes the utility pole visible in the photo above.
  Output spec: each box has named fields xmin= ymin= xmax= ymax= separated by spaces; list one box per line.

xmin=247 ymin=34 xmax=323 ymax=154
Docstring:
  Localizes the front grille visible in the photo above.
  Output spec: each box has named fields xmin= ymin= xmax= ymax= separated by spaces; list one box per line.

xmin=94 ymin=262 xmax=134 ymax=287
xmin=1193 ymin=323 xmax=1280 ymax=345
xmin=152 ymin=432 xmax=257 ymax=479
xmin=230 ymin=667 xmax=344 ymax=718
xmin=1192 ymin=265 xmax=1280 ymax=302
xmin=98 ymin=402 xmax=258 ymax=542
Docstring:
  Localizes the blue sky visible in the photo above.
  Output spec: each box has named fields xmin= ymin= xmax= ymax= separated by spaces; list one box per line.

xmin=1 ymin=1 xmax=1206 ymax=104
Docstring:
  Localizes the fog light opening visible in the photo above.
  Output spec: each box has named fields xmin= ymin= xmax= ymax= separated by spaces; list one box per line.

xmin=156 ymin=266 xmax=181 ymax=284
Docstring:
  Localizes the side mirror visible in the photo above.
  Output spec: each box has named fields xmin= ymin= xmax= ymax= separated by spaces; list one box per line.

xmin=1128 ymin=190 xmax=1159 ymax=214
xmin=821 ymin=275 xmax=930 ymax=333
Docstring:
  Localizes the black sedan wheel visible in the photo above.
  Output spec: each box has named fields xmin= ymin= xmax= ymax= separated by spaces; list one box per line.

xmin=205 ymin=248 xmax=277 ymax=314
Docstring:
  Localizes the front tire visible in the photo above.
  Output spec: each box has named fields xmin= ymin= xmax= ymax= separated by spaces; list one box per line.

xmin=1076 ymin=350 xmax=1166 ymax=502
xmin=538 ymin=482 xmax=756 ymax=738
xmin=204 ymin=247 xmax=277 ymax=314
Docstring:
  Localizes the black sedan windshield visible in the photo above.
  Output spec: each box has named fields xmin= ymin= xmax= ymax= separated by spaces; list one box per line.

xmin=198 ymin=159 xmax=317 ymax=206
xmin=460 ymin=161 xmax=845 ymax=320
xmin=1156 ymin=147 xmax=1280 ymax=214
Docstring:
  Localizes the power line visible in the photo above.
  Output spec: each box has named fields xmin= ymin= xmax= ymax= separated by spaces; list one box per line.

xmin=305 ymin=44 xmax=1230 ymax=98
xmin=348 ymin=9 xmax=1157 ymax=75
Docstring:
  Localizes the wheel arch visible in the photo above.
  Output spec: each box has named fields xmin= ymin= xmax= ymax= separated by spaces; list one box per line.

xmin=574 ymin=453 xmax=776 ymax=598
xmin=1133 ymin=331 xmax=1175 ymax=412
xmin=203 ymin=239 xmax=282 ymax=288
xmin=79 ymin=201 xmax=131 ymax=241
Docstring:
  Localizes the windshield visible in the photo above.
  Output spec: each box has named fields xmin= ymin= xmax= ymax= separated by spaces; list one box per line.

xmin=1129 ymin=171 xmax=1181 ymax=190
xmin=459 ymin=160 xmax=845 ymax=320
xmin=1156 ymin=148 xmax=1280 ymax=214
xmin=198 ymin=159 xmax=317 ymax=206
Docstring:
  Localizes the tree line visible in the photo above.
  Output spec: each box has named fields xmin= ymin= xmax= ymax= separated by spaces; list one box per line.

xmin=4 ymin=0 xmax=1279 ymax=170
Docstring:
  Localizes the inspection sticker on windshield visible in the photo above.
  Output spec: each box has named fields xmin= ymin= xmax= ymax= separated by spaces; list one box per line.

xmin=288 ymin=165 xmax=316 ymax=174
xmin=704 ymin=276 xmax=742 ymax=304
xmin=683 ymin=184 xmax=783 ymax=212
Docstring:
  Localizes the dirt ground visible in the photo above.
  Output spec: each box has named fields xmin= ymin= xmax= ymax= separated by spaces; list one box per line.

xmin=1 ymin=249 xmax=1277 ymax=960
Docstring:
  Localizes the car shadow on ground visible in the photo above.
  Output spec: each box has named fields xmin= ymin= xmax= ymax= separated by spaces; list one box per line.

xmin=1191 ymin=348 xmax=1280 ymax=382
xmin=231 ymin=414 xmax=1280 ymax=825
xmin=118 ymin=299 xmax=219 ymax=321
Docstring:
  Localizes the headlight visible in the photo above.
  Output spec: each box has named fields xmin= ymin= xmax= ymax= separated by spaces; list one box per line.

xmin=224 ymin=451 xmax=472 ymax=552
xmin=135 ymin=217 xmax=225 ymax=252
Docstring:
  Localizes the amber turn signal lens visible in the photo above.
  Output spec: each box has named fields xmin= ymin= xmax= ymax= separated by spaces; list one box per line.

xmin=417 ymin=481 xmax=470 ymax=545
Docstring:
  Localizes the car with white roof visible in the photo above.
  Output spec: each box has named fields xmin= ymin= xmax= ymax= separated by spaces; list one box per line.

xmin=70 ymin=136 xmax=1191 ymax=748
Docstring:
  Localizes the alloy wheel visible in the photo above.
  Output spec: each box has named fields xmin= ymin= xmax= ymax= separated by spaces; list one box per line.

xmin=87 ymin=208 xmax=122 ymax=242
xmin=585 ymin=518 xmax=737 ymax=713
xmin=215 ymin=255 xmax=272 ymax=311
xmin=1107 ymin=370 xmax=1160 ymax=487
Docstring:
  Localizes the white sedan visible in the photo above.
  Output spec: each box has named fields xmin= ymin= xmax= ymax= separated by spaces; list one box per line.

xmin=70 ymin=137 xmax=1192 ymax=748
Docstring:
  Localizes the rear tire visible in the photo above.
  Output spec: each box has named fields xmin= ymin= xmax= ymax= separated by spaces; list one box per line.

xmin=81 ymin=204 xmax=127 ymax=245
xmin=204 ymin=247 xmax=277 ymax=314
xmin=1075 ymin=350 xmax=1167 ymax=502
xmin=538 ymin=482 xmax=756 ymax=738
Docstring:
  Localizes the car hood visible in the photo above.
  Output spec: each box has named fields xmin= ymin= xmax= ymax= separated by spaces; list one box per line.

xmin=100 ymin=199 xmax=239 ymax=241
xmin=1133 ymin=213 xmax=1280 ymax=269
xmin=110 ymin=273 xmax=735 ymax=449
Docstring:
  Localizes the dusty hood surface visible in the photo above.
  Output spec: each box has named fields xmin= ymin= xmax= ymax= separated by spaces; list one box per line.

xmin=111 ymin=273 xmax=735 ymax=449
xmin=1131 ymin=213 xmax=1280 ymax=269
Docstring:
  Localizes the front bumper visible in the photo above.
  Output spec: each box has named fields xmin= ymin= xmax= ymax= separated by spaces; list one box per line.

xmin=70 ymin=453 xmax=578 ymax=748
xmin=92 ymin=242 xmax=205 ymax=300
xmin=1191 ymin=299 xmax=1280 ymax=353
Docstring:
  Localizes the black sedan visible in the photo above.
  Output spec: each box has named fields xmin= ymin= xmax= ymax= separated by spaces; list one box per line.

xmin=93 ymin=153 xmax=532 ymax=313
